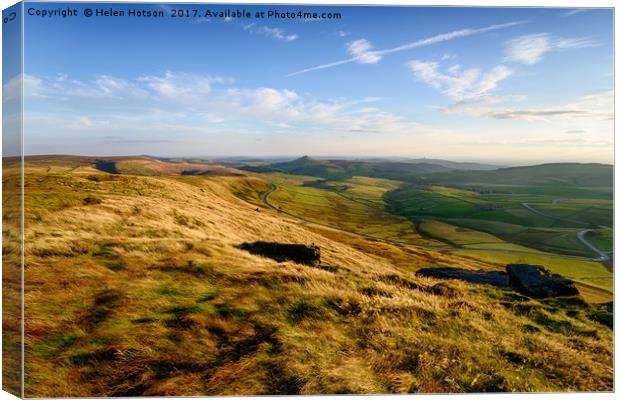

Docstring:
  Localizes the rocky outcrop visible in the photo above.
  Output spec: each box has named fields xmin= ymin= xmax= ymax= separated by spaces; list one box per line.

xmin=239 ymin=241 xmax=321 ymax=265
xmin=416 ymin=264 xmax=580 ymax=299
xmin=506 ymin=264 xmax=579 ymax=298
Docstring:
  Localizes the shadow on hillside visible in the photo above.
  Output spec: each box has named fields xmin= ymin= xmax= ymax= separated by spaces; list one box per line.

xmin=416 ymin=267 xmax=509 ymax=288
xmin=94 ymin=160 xmax=119 ymax=174
xmin=238 ymin=241 xmax=321 ymax=266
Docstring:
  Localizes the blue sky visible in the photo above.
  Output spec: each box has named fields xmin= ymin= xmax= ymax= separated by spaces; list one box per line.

xmin=8 ymin=3 xmax=614 ymax=163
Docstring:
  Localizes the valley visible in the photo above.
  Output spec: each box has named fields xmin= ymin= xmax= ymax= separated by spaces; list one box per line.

xmin=248 ymin=156 xmax=613 ymax=293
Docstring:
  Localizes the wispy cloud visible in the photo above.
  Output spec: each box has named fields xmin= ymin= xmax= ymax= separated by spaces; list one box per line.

xmin=473 ymin=108 xmax=612 ymax=121
xmin=558 ymin=8 xmax=589 ymax=17
xmin=102 ymin=138 xmax=177 ymax=144
xmin=504 ymin=33 xmax=597 ymax=65
xmin=408 ymin=60 xmax=513 ymax=102
xmin=441 ymin=53 xmax=456 ymax=61
xmin=22 ymin=71 xmax=428 ymax=137
xmin=243 ymin=23 xmax=298 ymax=42
xmin=457 ymin=137 xmax=612 ymax=148
xmin=286 ymin=21 xmax=525 ymax=76
xmin=442 ymin=91 xmax=613 ymax=122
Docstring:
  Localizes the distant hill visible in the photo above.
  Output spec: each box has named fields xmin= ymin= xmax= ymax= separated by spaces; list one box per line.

xmin=242 ymin=155 xmax=453 ymax=181
xmin=21 ymin=155 xmax=245 ymax=177
xmin=422 ymin=163 xmax=613 ymax=189
xmin=104 ymin=157 xmax=245 ymax=176
xmin=404 ymin=158 xmax=500 ymax=171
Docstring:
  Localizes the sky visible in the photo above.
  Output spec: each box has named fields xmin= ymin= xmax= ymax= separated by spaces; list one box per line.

xmin=4 ymin=3 xmax=614 ymax=164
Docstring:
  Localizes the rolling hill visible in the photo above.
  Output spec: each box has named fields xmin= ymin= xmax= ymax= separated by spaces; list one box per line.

xmin=420 ymin=163 xmax=613 ymax=192
xmin=242 ymin=156 xmax=453 ymax=181
xmin=405 ymin=158 xmax=501 ymax=171
xmin=5 ymin=155 xmax=613 ymax=396
xmin=241 ymin=157 xmax=612 ymax=197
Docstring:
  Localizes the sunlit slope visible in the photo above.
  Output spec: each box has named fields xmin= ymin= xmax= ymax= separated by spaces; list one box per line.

xmin=2 ymin=157 xmax=22 ymax=396
xmin=263 ymin=176 xmax=440 ymax=246
xmin=19 ymin=157 xmax=613 ymax=396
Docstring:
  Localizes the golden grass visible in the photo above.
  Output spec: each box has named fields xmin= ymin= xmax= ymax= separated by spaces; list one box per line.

xmin=8 ymin=156 xmax=613 ymax=396
xmin=2 ymin=159 xmax=23 ymax=396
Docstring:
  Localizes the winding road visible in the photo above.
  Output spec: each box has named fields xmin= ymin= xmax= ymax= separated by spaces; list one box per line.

xmin=521 ymin=202 xmax=611 ymax=261
xmin=521 ymin=202 xmax=585 ymax=225
xmin=576 ymin=230 xmax=610 ymax=261
xmin=261 ymin=184 xmax=604 ymax=262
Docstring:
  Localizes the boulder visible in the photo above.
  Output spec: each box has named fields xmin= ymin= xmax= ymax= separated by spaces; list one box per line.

xmin=239 ymin=241 xmax=320 ymax=265
xmin=506 ymin=264 xmax=579 ymax=298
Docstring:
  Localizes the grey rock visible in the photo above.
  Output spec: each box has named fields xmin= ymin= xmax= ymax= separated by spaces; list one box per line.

xmin=506 ymin=264 xmax=579 ymax=298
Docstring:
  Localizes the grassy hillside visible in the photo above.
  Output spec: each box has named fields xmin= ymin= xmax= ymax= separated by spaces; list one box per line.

xmin=2 ymin=157 xmax=23 ymax=396
xmin=11 ymin=156 xmax=614 ymax=396
xmin=263 ymin=179 xmax=440 ymax=246
xmin=98 ymin=157 xmax=245 ymax=176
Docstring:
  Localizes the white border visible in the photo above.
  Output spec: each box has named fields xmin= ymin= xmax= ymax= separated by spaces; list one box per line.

xmin=0 ymin=1 xmax=616 ymax=399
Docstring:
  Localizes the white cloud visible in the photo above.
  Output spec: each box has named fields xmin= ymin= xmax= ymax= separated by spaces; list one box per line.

xmin=2 ymin=73 xmax=47 ymax=102
xmin=3 ymin=74 xmax=22 ymax=102
xmin=287 ymin=20 xmax=524 ymax=76
xmin=504 ymin=34 xmax=551 ymax=65
xmin=504 ymin=33 xmax=597 ymax=65
xmin=23 ymin=71 xmax=425 ymax=138
xmin=78 ymin=116 xmax=94 ymax=127
xmin=243 ymin=23 xmax=298 ymax=42
xmin=408 ymin=60 xmax=513 ymax=101
xmin=137 ymin=72 xmax=215 ymax=100
xmin=441 ymin=53 xmax=456 ymax=61
xmin=347 ymin=39 xmax=382 ymax=64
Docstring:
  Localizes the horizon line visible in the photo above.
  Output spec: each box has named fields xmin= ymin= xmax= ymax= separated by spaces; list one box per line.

xmin=6 ymin=153 xmax=614 ymax=167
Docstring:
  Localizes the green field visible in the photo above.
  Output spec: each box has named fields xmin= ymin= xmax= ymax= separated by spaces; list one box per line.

xmin=385 ymin=182 xmax=613 ymax=258
xmin=256 ymin=170 xmax=613 ymax=295
xmin=418 ymin=219 xmax=546 ymax=253
xmin=265 ymin=180 xmax=440 ymax=246
xmin=250 ymin=158 xmax=613 ymax=262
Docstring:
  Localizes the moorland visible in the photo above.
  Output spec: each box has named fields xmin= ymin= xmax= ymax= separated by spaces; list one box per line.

xmin=2 ymin=154 xmax=613 ymax=396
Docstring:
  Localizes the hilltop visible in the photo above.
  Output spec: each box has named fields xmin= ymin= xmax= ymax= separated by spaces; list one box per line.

xmin=5 ymin=155 xmax=613 ymax=396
